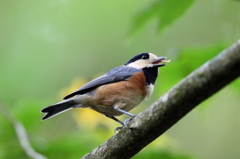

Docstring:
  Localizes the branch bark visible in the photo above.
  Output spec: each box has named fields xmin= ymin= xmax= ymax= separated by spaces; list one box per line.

xmin=82 ymin=40 xmax=240 ymax=159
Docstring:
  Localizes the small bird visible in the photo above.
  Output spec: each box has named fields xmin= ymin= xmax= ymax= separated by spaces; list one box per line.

xmin=41 ymin=53 xmax=170 ymax=132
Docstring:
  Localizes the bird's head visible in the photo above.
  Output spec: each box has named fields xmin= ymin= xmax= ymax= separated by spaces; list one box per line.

xmin=125 ymin=53 xmax=170 ymax=69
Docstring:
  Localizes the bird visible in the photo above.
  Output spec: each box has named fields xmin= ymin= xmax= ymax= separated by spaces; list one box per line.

xmin=41 ymin=53 xmax=170 ymax=132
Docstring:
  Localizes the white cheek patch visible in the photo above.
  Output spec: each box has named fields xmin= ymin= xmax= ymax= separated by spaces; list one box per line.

xmin=127 ymin=59 xmax=154 ymax=69
xmin=145 ymin=84 xmax=154 ymax=100
xmin=149 ymin=53 xmax=158 ymax=61
xmin=127 ymin=59 xmax=147 ymax=69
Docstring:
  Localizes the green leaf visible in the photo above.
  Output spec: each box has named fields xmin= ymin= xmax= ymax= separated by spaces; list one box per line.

xmin=130 ymin=0 xmax=195 ymax=36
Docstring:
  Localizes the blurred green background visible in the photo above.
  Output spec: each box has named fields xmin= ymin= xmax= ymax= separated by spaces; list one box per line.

xmin=0 ymin=0 xmax=240 ymax=158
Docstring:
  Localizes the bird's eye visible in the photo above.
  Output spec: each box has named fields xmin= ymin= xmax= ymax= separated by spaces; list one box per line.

xmin=142 ymin=55 xmax=148 ymax=59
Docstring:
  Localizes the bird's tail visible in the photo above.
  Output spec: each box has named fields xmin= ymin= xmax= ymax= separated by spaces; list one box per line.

xmin=41 ymin=98 xmax=77 ymax=120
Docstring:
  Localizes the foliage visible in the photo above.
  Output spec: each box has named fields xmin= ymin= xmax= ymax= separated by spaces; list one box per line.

xmin=129 ymin=0 xmax=195 ymax=36
xmin=0 ymin=0 xmax=240 ymax=159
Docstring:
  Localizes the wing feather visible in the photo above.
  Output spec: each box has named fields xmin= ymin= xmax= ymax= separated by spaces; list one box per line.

xmin=63 ymin=66 xmax=140 ymax=99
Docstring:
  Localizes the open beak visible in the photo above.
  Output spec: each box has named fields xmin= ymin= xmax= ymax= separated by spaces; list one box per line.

xmin=152 ymin=57 xmax=171 ymax=67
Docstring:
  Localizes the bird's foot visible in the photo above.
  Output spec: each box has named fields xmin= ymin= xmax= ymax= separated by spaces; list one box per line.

xmin=114 ymin=126 xmax=123 ymax=134
xmin=123 ymin=118 xmax=131 ymax=126
xmin=114 ymin=118 xmax=132 ymax=134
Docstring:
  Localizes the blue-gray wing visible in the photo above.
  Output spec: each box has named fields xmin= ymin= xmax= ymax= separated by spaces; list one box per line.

xmin=63 ymin=66 xmax=140 ymax=99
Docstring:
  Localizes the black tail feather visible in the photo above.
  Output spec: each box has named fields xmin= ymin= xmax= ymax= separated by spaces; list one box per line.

xmin=41 ymin=99 xmax=76 ymax=120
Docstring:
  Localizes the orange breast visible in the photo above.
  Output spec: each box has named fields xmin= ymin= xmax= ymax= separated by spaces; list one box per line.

xmin=87 ymin=72 xmax=147 ymax=116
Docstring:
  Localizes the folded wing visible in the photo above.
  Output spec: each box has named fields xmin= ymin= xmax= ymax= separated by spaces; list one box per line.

xmin=63 ymin=66 xmax=140 ymax=99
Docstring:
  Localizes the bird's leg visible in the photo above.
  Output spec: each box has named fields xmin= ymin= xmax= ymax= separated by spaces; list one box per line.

xmin=115 ymin=108 xmax=135 ymax=127
xmin=105 ymin=109 xmax=135 ymax=134
xmin=115 ymin=108 xmax=135 ymax=117
xmin=114 ymin=108 xmax=135 ymax=134
xmin=104 ymin=113 xmax=124 ymax=126
xmin=104 ymin=113 xmax=125 ymax=134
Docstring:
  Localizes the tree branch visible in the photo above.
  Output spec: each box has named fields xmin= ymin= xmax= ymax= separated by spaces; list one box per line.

xmin=82 ymin=40 xmax=240 ymax=159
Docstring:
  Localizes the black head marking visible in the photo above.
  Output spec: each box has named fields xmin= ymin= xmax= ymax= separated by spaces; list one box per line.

xmin=125 ymin=53 xmax=149 ymax=65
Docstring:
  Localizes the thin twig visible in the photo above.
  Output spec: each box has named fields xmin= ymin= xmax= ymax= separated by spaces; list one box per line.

xmin=0 ymin=102 xmax=47 ymax=159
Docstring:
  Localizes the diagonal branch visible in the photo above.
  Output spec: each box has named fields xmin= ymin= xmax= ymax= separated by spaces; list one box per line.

xmin=82 ymin=40 xmax=240 ymax=159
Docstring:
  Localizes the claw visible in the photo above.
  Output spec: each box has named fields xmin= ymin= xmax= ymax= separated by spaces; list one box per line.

xmin=123 ymin=118 xmax=131 ymax=126
xmin=114 ymin=126 xmax=123 ymax=134
xmin=114 ymin=118 xmax=132 ymax=134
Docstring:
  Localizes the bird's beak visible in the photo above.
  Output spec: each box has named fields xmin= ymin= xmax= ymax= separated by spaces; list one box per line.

xmin=152 ymin=57 xmax=171 ymax=67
